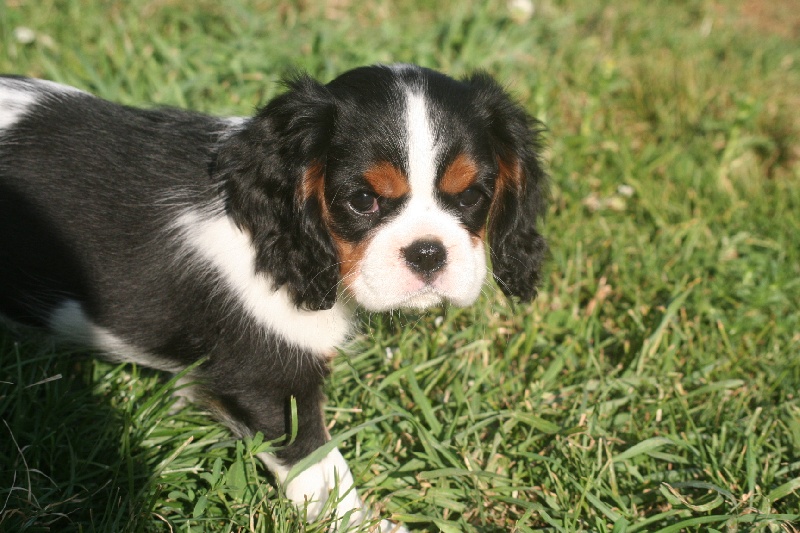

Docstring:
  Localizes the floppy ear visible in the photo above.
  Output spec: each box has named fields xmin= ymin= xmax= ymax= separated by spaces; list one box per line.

xmin=466 ymin=73 xmax=548 ymax=301
xmin=215 ymin=74 xmax=340 ymax=311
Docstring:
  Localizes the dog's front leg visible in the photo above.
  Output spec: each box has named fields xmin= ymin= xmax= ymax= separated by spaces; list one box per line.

xmin=201 ymin=360 xmax=406 ymax=531
xmin=255 ymin=402 xmax=409 ymax=532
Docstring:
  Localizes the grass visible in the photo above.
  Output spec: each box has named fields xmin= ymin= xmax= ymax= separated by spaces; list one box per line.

xmin=1 ymin=0 xmax=799 ymax=531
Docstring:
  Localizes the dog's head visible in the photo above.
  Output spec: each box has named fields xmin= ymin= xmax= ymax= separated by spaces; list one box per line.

xmin=216 ymin=65 xmax=547 ymax=312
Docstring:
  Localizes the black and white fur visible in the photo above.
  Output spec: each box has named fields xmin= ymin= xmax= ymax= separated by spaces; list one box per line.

xmin=0 ymin=65 xmax=547 ymax=531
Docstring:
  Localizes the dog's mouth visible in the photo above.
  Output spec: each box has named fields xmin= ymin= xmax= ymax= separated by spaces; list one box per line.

xmin=398 ymin=285 xmax=445 ymax=310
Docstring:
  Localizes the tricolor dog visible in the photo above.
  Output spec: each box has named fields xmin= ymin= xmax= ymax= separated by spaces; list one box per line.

xmin=0 ymin=65 xmax=547 ymax=531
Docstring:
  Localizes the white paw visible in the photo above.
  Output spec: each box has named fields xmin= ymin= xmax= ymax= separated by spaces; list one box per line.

xmin=284 ymin=449 xmax=366 ymax=526
xmin=376 ymin=519 xmax=411 ymax=533
xmin=259 ymin=448 xmax=406 ymax=532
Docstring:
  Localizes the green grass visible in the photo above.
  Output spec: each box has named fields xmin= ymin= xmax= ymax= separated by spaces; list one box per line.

xmin=1 ymin=0 xmax=799 ymax=531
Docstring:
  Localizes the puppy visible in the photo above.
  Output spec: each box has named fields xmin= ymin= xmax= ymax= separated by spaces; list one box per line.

xmin=0 ymin=64 xmax=547 ymax=531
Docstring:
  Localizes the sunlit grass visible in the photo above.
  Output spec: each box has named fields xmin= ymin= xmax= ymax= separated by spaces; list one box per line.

xmin=1 ymin=0 xmax=799 ymax=531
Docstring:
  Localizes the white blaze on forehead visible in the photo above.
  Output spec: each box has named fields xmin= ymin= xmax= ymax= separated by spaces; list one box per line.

xmin=404 ymin=90 xmax=438 ymax=200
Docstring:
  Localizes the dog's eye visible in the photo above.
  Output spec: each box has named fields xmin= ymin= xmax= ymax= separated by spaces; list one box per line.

xmin=349 ymin=192 xmax=379 ymax=215
xmin=457 ymin=187 xmax=484 ymax=208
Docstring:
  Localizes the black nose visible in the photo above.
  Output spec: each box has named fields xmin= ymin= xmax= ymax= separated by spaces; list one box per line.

xmin=402 ymin=239 xmax=447 ymax=279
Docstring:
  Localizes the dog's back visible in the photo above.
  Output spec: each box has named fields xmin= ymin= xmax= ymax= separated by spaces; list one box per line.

xmin=0 ymin=77 xmax=222 ymax=329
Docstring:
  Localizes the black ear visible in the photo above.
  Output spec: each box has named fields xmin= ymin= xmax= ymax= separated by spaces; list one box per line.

xmin=466 ymin=73 xmax=548 ymax=301
xmin=215 ymin=74 xmax=340 ymax=311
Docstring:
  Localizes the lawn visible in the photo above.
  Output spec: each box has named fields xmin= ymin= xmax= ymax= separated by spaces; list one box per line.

xmin=1 ymin=0 xmax=799 ymax=531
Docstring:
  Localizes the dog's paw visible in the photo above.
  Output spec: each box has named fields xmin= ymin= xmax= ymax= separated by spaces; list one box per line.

xmin=375 ymin=519 xmax=411 ymax=533
xmin=260 ymin=448 xmax=406 ymax=532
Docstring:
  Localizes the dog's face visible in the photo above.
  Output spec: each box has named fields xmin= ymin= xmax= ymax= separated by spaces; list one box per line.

xmin=217 ymin=65 xmax=547 ymax=311
xmin=308 ymin=69 xmax=498 ymax=311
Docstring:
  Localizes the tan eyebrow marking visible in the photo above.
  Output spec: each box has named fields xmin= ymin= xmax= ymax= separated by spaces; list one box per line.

xmin=439 ymin=153 xmax=479 ymax=195
xmin=363 ymin=161 xmax=410 ymax=199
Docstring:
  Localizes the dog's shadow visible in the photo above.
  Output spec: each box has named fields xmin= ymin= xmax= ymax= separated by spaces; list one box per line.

xmin=0 ymin=329 xmax=308 ymax=532
xmin=0 ymin=329 xmax=160 ymax=530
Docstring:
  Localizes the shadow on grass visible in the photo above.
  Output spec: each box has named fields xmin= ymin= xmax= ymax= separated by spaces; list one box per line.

xmin=0 ymin=329 xmax=163 ymax=532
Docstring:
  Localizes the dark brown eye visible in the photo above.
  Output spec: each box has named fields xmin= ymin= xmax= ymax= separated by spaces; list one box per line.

xmin=457 ymin=187 xmax=484 ymax=208
xmin=349 ymin=192 xmax=379 ymax=215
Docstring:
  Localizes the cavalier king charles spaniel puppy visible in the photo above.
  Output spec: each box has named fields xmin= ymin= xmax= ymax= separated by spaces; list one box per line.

xmin=0 ymin=64 xmax=547 ymax=531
